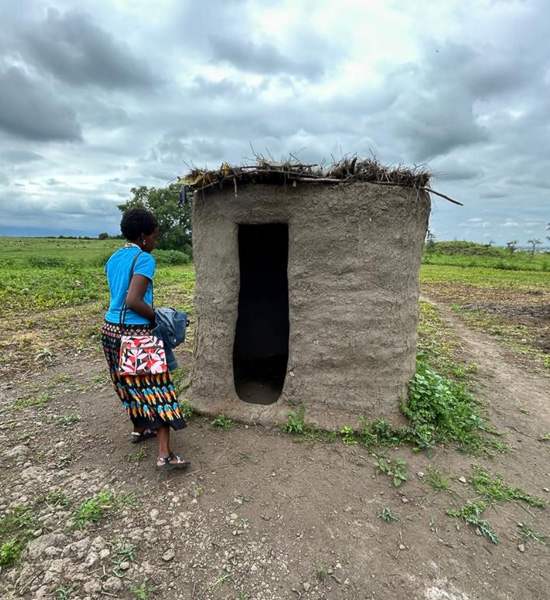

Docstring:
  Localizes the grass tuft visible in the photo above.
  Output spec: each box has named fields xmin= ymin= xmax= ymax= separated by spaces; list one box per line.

xmin=470 ymin=465 xmax=547 ymax=508
xmin=446 ymin=501 xmax=499 ymax=544
xmin=212 ymin=414 xmax=233 ymax=429
xmin=0 ymin=505 xmax=37 ymax=566
xmin=71 ymin=491 xmax=139 ymax=530
xmin=13 ymin=393 xmax=53 ymax=410
xmin=521 ymin=524 xmax=547 ymax=545
xmin=179 ymin=399 xmax=195 ymax=421
xmin=426 ymin=466 xmax=450 ymax=492
xmin=379 ymin=507 xmax=399 ymax=523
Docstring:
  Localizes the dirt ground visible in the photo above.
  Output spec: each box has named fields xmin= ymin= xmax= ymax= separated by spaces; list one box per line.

xmin=1 ymin=298 xmax=550 ymax=600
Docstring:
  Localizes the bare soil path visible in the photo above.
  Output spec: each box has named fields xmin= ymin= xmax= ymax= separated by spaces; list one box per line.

xmin=1 ymin=302 xmax=549 ymax=600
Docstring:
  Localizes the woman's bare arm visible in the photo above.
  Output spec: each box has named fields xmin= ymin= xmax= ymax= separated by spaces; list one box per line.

xmin=126 ymin=274 xmax=155 ymax=322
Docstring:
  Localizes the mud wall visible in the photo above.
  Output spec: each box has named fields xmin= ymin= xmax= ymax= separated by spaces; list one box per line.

xmin=189 ymin=183 xmax=430 ymax=428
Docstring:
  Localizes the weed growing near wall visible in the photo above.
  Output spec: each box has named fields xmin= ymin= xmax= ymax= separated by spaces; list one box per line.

xmin=281 ymin=355 xmax=506 ymax=456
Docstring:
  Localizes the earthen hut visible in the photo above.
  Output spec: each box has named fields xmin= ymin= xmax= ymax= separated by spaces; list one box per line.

xmin=182 ymin=158 xmax=435 ymax=428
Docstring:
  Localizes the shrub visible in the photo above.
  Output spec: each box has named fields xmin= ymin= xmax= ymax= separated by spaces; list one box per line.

xmin=402 ymin=358 xmax=489 ymax=451
xmin=27 ymin=256 xmax=65 ymax=268
xmin=152 ymin=250 xmax=191 ymax=265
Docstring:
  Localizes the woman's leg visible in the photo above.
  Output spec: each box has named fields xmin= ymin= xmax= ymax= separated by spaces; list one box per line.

xmin=157 ymin=425 xmax=170 ymax=461
xmin=156 ymin=426 xmax=188 ymax=467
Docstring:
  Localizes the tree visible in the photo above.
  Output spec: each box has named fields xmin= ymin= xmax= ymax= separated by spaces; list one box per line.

xmin=527 ymin=238 xmax=541 ymax=258
xmin=98 ymin=232 xmax=110 ymax=240
xmin=506 ymin=240 xmax=517 ymax=254
xmin=118 ymin=184 xmax=192 ymax=254
xmin=425 ymin=229 xmax=436 ymax=252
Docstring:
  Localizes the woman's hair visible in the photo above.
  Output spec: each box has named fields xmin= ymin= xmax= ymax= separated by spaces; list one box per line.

xmin=120 ymin=208 xmax=158 ymax=240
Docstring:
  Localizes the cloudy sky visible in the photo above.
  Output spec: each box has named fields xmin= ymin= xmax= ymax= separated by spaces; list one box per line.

xmin=1 ymin=0 xmax=548 ymax=245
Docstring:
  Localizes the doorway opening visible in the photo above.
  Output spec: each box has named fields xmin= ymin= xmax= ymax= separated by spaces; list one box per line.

xmin=233 ymin=223 xmax=289 ymax=405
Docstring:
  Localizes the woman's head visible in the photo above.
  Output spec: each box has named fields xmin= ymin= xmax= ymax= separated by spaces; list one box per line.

xmin=120 ymin=208 xmax=159 ymax=252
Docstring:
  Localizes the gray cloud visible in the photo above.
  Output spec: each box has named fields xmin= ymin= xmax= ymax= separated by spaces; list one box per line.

xmin=22 ymin=8 xmax=159 ymax=89
xmin=0 ymin=66 xmax=82 ymax=141
xmin=208 ymin=35 xmax=325 ymax=79
xmin=0 ymin=150 xmax=44 ymax=163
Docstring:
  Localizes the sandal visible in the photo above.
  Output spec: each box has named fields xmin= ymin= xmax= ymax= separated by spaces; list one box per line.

xmin=155 ymin=452 xmax=190 ymax=472
xmin=131 ymin=428 xmax=157 ymax=444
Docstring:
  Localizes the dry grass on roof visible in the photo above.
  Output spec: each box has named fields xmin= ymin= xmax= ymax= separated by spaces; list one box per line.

xmin=180 ymin=156 xmax=432 ymax=192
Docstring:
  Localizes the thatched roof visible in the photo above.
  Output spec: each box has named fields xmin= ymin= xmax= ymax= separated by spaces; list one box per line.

xmin=178 ymin=156 xmax=462 ymax=205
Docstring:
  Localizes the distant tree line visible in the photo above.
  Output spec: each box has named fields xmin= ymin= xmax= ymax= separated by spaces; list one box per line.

xmin=426 ymin=231 xmax=549 ymax=258
xmin=97 ymin=232 xmax=123 ymax=240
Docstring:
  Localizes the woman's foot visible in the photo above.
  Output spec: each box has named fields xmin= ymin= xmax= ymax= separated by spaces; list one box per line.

xmin=131 ymin=428 xmax=157 ymax=444
xmin=155 ymin=452 xmax=190 ymax=472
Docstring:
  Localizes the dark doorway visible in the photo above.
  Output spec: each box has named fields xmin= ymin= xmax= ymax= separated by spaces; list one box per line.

xmin=233 ymin=224 xmax=289 ymax=404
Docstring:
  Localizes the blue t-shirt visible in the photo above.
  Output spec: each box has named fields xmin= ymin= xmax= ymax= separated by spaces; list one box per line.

xmin=105 ymin=247 xmax=155 ymax=325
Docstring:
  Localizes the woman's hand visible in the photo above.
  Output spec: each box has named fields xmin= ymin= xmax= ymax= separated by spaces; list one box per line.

xmin=126 ymin=274 xmax=155 ymax=322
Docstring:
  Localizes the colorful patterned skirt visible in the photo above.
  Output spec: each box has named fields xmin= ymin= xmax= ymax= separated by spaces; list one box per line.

xmin=101 ymin=321 xmax=186 ymax=431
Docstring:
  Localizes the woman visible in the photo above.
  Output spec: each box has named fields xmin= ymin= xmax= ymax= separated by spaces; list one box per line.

xmin=102 ymin=207 xmax=189 ymax=471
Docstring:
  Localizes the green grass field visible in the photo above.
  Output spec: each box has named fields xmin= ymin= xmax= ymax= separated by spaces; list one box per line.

xmin=0 ymin=238 xmax=193 ymax=315
xmin=2 ymin=237 xmax=122 ymax=268
xmin=1 ymin=236 xmax=549 ymax=316
xmin=420 ymin=264 xmax=550 ymax=289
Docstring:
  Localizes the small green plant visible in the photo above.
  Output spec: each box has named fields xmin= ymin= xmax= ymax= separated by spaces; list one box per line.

xmin=446 ymin=501 xmax=498 ymax=544
xmin=191 ymin=487 xmax=204 ymax=498
xmin=339 ymin=426 xmax=358 ymax=445
xmin=179 ymin=399 xmax=195 ymax=421
xmin=283 ymin=406 xmax=308 ymax=434
xmin=0 ymin=505 xmax=36 ymax=566
xmin=358 ymin=416 xmax=419 ymax=448
xmin=171 ymin=367 xmax=187 ymax=395
xmin=72 ymin=491 xmax=115 ymax=529
xmin=34 ymin=347 xmax=54 ymax=362
xmin=426 ymin=465 xmax=450 ymax=492
xmin=452 ymin=363 xmax=478 ymax=378
xmin=46 ymin=489 xmax=73 ymax=508
xmin=521 ymin=525 xmax=546 ymax=545
xmin=237 ymin=452 xmax=252 ymax=463
xmin=518 ymin=407 xmax=530 ymax=415
xmin=379 ymin=507 xmax=399 ymax=523
xmin=117 ymin=492 xmax=139 ymax=509
xmin=538 ymin=432 xmax=550 ymax=441
xmin=110 ymin=541 xmax=136 ymax=564
xmin=47 ymin=373 xmax=72 ymax=388
xmin=470 ymin=465 xmax=547 ymax=508
xmin=374 ymin=455 xmax=408 ymax=487
xmin=212 ymin=414 xmax=233 ymax=429
xmin=199 ymin=572 xmax=231 ymax=597
xmin=71 ymin=491 xmax=138 ymax=530
xmin=316 ymin=565 xmax=326 ymax=581
xmin=56 ymin=585 xmax=75 ymax=600
xmin=52 ymin=412 xmax=82 ymax=428
xmin=127 ymin=447 xmax=148 ymax=463
xmin=13 ymin=393 xmax=53 ymax=410
xmin=131 ymin=579 xmax=157 ymax=599
xmin=54 ymin=454 xmax=73 ymax=469
xmin=0 ymin=539 xmax=22 ymax=566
